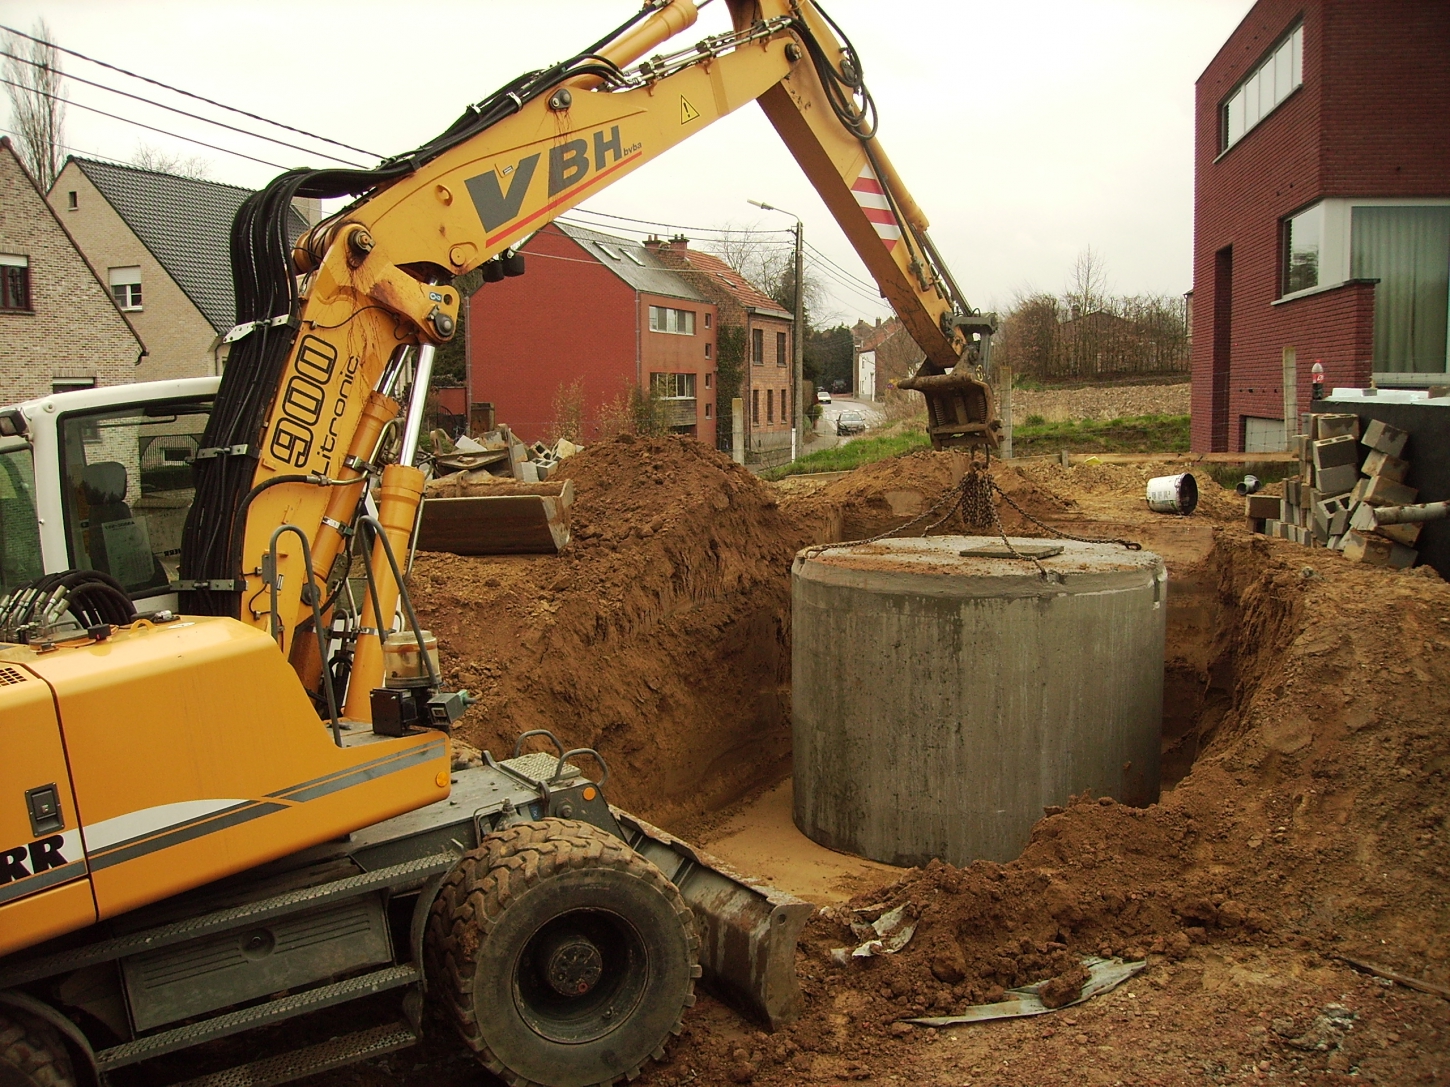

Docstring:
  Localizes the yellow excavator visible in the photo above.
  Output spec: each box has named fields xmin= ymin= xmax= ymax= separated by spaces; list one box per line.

xmin=0 ymin=3 xmax=999 ymax=1085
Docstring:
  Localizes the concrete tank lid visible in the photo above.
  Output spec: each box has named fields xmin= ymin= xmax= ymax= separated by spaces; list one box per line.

xmin=793 ymin=536 xmax=1164 ymax=598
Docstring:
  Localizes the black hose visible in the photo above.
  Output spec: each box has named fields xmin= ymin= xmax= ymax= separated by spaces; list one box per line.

xmin=178 ymin=6 xmax=654 ymax=620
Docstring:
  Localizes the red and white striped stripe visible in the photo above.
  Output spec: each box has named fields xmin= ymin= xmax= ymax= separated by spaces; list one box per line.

xmin=850 ymin=164 xmax=901 ymax=251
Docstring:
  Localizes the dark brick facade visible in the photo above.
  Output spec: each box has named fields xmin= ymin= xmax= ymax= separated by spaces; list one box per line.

xmin=1190 ymin=1 xmax=1450 ymax=451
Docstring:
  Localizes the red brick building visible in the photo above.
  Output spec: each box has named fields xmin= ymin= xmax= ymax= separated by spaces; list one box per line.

xmin=1190 ymin=1 xmax=1450 ymax=452
xmin=646 ymin=237 xmax=795 ymax=466
xmin=467 ymin=223 xmax=716 ymax=445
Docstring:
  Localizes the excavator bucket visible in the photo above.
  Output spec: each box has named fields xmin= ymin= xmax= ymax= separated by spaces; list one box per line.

xmin=897 ymin=367 xmax=1002 ymax=452
xmin=613 ymin=809 xmax=814 ymax=1030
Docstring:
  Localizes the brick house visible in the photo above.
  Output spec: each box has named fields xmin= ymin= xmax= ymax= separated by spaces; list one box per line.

xmin=468 ymin=223 xmax=717 ymax=445
xmin=852 ymin=317 xmax=923 ymax=401
xmin=0 ymin=138 xmax=142 ymax=405
xmin=1190 ymin=1 xmax=1450 ymax=452
xmin=48 ymin=157 xmax=313 ymax=384
xmin=645 ymin=236 xmax=794 ymax=465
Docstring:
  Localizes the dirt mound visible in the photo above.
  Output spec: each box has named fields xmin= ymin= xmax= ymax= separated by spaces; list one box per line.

xmin=410 ymin=435 xmax=811 ymax=825
xmin=1012 ymin=458 xmax=1244 ymax=524
xmin=782 ymin=449 xmax=1074 ymax=543
xmin=635 ymin=531 xmax=1450 ymax=1085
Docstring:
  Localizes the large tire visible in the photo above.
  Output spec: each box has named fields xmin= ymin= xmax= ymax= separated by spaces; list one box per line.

xmin=427 ymin=819 xmax=700 ymax=1087
xmin=0 ymin=1011 xmax=75 ymax=1087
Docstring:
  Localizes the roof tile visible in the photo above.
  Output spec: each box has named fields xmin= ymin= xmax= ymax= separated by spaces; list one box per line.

xmin=72 ymin=157 xmax=307 ymax=333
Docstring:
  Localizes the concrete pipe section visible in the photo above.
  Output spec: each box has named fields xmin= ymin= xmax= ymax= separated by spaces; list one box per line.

xmin=791 ymin=536 xmax=1167 ymax=868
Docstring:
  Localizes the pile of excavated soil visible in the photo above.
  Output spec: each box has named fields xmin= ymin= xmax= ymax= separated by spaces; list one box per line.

xmin=784 ymin=450 xmax=1076 ymax=544
xmin=397 ymin=442 xmax=1449 ymax=1086
xmin=410 ymin=435 xmax=811 ymax=826
xmin=633 ymin=529 xmax=1450 ymax=1086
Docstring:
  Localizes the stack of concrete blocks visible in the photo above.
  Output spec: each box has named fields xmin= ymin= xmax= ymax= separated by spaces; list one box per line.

xmin=462 ymin=426 xmax=581 ymax=483
xmin=1342 ymin=419 xmax=1419 ymax=568
xmin=1245 ymin=414 xmax=1418 ymax=569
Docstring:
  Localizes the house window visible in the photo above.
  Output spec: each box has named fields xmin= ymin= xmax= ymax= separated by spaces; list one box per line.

xmin=66 ymin=191 xmax=78 ymax=210
xmin=704 ymin=373 xmax=712 ymax=388
xmin=704 ymin=313 xmax=711 ymax=329
xmin=705 ymin=403 xmax=713 ymax=418
xmin=766 ymin=388 xmax=774 ymax=423
xmin=0 ymin=255 xmax=30 ymax=312
xmin=1282 ymin=203 xmax=1322 ymax=295
xmin=752 ymin=389 xmax=760 ymax=423
xmin=776 ymin=331 xmax=787 ymax=366
xmin=781 ymin=389 xmax=788 ymax=422
xmin=1351 ymin=205 xmax=1450 ymax=374
xmin=704 ymin=342 xmax=711 ymax=359
xmin=648 ymin=306 xmax=695 ymax=335
xmin=51 ymin=377 xmax=96 ymax=395
xmin=1221 ymin=23 xmax=1302 ymax=153
xmin=650 ymin=372 xmax=696 ymax=399
xmin=109 ymin=266 xmax=142 ymax=311
xmin=751 ymin=327 xmax=764 ymax=365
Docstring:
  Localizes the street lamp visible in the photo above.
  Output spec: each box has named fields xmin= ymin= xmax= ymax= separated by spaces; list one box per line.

xmin=747 ymin=199 xmax=805 ymax=462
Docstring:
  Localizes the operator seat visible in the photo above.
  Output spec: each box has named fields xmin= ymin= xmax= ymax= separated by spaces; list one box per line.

xmin=81 ymin=461 xmax=163 ymax=592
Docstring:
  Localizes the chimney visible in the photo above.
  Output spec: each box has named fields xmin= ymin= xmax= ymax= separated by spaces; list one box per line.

xmin=668 ymin=233 xmax=690 ymax=251
xmin=875 ymin=317 xmax=882 ymax=327
xmin=643 ymin=235 xmax=663 ymax=249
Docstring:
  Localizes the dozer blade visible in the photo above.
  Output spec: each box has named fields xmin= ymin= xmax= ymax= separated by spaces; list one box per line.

xmin=613 ymin=809 xmax=813 ymax=1031
xmin=897 ymin=368 xmax=1001 ymax=452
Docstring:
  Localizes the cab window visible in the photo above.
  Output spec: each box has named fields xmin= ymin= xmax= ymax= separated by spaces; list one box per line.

xmin=0 ymin=437 xmax=43 ymax=599
xmin=58 ymin=399 xmax=212 ymax=596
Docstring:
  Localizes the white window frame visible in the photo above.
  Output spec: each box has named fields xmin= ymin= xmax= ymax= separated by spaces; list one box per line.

xmin=648 ymin=306 xmax=696 ymax=335
xmin=650 ymin=372 xmax=697 ymax=400
xmin=1220 ymin=23 xmax=1303 ymax=154
xmin=109 ymin=266 xmax=143 ymax=311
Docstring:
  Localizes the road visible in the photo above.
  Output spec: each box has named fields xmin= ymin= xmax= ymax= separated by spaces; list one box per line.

xmin=806 ymin=395 xmax=885 ymax=452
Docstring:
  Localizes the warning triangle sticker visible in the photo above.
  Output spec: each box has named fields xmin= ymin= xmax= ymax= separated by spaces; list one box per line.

xmin=679 ymin=96 xmax=700 ymax=124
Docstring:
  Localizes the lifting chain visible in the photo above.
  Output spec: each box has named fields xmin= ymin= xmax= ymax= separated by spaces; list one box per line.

xmin=803 ymin=455 xmax=1140 ymax=580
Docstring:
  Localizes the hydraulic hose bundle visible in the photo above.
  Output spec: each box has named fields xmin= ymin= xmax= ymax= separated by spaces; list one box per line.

xmin=0 ymin=570 xmax=136 ymax=643
xmin=177 ymin=8 xmax=650 ymax=618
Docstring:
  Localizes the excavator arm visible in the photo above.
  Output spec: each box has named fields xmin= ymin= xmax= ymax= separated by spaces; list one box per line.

xmin=182 ymin=0 xmax=999 ymax=710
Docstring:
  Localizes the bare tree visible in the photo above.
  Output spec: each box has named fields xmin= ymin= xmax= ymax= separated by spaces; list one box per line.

xmin=703 ymin=223 xmax=825 ymax=322
xmin=704 ymin=221 xmax=778 ymax=288
xmin=131 ymin=142 xmax=212 ymax=180
xmin=2 ymin=20 xmax=67 ymax=190
xmin=1064 ymin=245 xmax=1111 ymax=318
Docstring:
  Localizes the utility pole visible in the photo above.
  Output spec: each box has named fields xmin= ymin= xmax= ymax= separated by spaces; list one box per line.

xmin=749 ymin=199 xmax=806 ymax=461
xmin=792 ymin=216 xmax=805 ymax=459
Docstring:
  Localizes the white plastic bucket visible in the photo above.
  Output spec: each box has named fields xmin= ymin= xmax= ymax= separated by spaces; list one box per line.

xmin=1146 ymin=472 xmax=1198 ymax=515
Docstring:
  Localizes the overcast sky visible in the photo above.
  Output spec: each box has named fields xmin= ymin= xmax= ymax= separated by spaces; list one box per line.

xmin=3 ymin=0 xmax=1253 ymax=325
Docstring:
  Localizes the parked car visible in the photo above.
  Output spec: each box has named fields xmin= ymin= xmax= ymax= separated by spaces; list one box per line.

xmin=816 ymin=389 xmax=832 ymax=404
xmin=836 ymin=409 xmax=867 ymax=436
xmin=830 ymin=380 xmax=847 ymax=394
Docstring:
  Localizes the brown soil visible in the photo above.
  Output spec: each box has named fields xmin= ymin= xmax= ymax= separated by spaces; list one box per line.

xmin=320 ymin=439 xmax=1450 ymax=1087
xmin=409 ymin=434 xmax=811 ymax=827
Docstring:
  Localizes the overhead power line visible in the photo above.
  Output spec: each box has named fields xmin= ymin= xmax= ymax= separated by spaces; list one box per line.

xmin=0 ymin=49 xmax=367 ymax=168
xmin=805 ymin=239 xmax=877 ymax=293
xmin=0 ymin=21 xmax=382 ymax=159
xmin=0 ymin=76 xmax=290 ymax=170
xmin=568 ymin=205 xmax=794 ymax=236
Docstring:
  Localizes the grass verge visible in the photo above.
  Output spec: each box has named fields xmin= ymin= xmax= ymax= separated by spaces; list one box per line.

xmin=763 ymin=414 xmax=1193 ymax=480
xmin=761 ymin=430 xmax=930 ymax=479
xmin=1010 ymin=414 xmax=1191 ymax=456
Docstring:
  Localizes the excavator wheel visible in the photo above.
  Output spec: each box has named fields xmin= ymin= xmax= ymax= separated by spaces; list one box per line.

xmin=427 ymin=819 xmax=700 ymax=1087
xmin=0 ymin=1011 xmax=75 ymax=1087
